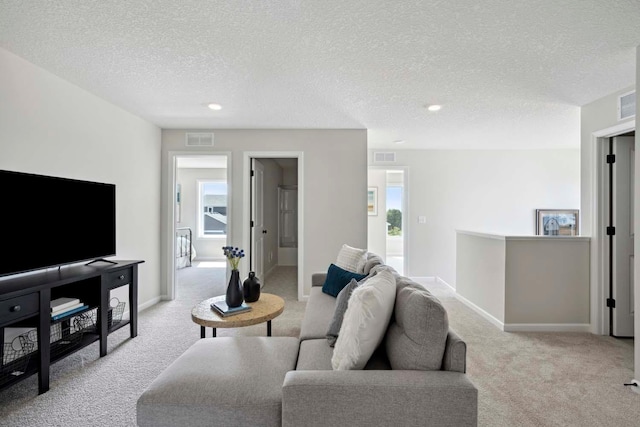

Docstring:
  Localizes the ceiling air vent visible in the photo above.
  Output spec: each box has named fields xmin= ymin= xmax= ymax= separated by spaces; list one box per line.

xmin=185 ymin=132 xmax=214 ymax=147
xmin=373 ymin=152 xmax=396 ymax=163
xmin=618 ymin=91 xmax=636 ymax=121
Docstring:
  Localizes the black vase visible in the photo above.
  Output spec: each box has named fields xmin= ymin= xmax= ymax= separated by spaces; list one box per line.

xmin=243 ymin=271 xmax=261 ymax=303
xmin=226 ymin=270 xmax=244 ymax=308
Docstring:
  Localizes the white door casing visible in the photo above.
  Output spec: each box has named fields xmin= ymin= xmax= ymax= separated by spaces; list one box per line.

xmin=251 ymin=159 xmax=265 ymax=281
xmin=243 ymin=151 xmax=305 ymax=301
xmin=166 ymin=151 xmax=232 ymax=300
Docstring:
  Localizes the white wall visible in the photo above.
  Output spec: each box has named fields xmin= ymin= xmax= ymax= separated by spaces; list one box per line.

xmin=456 ymin=232 xmax=506 ymax=323
xmin=457 ymin=231 xmax=590 ymax=330
xmin=504 ymin=237 xmax=590 ymax=326
xmin=370 ymin=149 xmax=581 ymax=286
xmin=636 ymin=45 xmax=639 ymax=384
xmin=258 ymin=158 xmax=283 ymax=274
xmin=367 ymin=169 xmax=387 ymax=259
xmin=0 ymin=47 xmax=161 ymax=307
xmin=162 ymin=129 xmax=368 ymax=298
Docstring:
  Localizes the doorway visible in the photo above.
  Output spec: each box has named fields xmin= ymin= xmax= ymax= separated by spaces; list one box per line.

xmin=368 ymin=167 xmax=409 ymax=275
xmin=168 ymin=153 xmax=231 ymax=300
xmin=245 ymin=153 xmax=304 ymax=301
xmin=592 ymin=123 xmax=636 ymax=338
xmin=602 ymin=132 xmax=636 ymax=338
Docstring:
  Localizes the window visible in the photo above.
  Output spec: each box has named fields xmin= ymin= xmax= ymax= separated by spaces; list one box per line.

xmin=386 ymin=186 xmax=402 ymax=236
xmin=198 ymin=180 xmax=227 ymax=238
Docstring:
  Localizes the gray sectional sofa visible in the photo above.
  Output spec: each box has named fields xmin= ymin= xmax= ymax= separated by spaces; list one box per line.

xmin=137 ymin=253 xmax=478 ymax=427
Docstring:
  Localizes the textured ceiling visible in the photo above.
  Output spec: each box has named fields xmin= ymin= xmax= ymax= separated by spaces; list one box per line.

xmin=0 ymin=1 xmax=639 ymax=149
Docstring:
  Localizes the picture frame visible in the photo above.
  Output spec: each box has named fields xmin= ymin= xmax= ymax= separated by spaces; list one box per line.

xmin=536 ymin=209 xmax=579 ymax=236
xmin=367 ymin=187 xmax=378 ymax=216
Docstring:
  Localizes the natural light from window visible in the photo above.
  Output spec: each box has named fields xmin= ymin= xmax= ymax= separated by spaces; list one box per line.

xmin=198 ymin=180 xmax=227 ymax=239
xmin=387 ymin=186 xmax=402 ymax=236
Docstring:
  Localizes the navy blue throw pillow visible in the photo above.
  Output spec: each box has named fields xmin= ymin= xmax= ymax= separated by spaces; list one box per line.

xmin=322 ymin=263 xmax=367 ymax=297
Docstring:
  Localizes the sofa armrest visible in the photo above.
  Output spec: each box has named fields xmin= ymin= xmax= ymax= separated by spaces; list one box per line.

xmin=442 ymin=329 xmax=467 ymax=373
xmin=282 ymin=370 xmax=477 ymax=427
xmin=311 ymin=272 xmax=327 ymax=287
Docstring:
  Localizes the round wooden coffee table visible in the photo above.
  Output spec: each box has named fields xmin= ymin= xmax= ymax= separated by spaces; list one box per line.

xmin=191 ymin=293 xmax=285 ymax=338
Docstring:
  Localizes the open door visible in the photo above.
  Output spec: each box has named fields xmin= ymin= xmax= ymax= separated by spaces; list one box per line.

xmin=608 ymin=136 xmax=635 ymax=337
xmin=251 ymin=159 xmax=265 ymax=281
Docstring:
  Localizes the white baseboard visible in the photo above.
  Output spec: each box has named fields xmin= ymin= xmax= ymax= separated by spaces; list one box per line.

xmin=454 ymin=291 xmax=506 ymax=331
xmin=503 ymin=323 xmax=591 ymax=332
xmin=435 ymin=277 xmax=456 ymax=292
xmin=410 ymin=276 xmax=437 ymax=283
xmin=413 ymin=276 xmax=457 ymax=294
xmin=425 ymin=276 xmax=591 ymax=333
xmin=139 ymin=296 xmax=162 ymax=312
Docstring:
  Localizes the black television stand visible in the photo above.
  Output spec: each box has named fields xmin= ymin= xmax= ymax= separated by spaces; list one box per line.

xmin=0 ymin=260 xmax=144 ymax=394
xmin=86 ymin=258 xmax=118 ymax=266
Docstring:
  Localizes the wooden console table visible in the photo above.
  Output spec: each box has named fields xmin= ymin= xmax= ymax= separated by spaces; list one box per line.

xmin=0 ymin=260 xmax=144 ymax=394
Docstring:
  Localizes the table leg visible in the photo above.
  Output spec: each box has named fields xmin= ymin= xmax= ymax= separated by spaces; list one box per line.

xmin=212 ymin=328 xmax=216 ymax=337
xmin=200 ymin=326 xmax=205 ymax=339
xmin=267 ymin=320 xmax=272 ymax=337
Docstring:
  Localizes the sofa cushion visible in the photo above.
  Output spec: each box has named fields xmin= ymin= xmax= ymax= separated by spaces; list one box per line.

xmin=327 ymin=277 xmax=368 ymax=347
xmin=297 ymin=339 xmax=391 ymax=371
xmin=300 ymin=287 xmax=337 ymax=341
xmin=362 ymin=253 xmax=384 ymax=275
xmin=335 ymin=244 xmax=368 ymax=273
xmin=136 ymin=337 xmax=299 ymax=427
xmin=322 ymin=263 xmax=367 ymax=297
xmin=331 ymin=270 xmax=396 ymax=370
xmin=297 ymin=338 xmax=334 ymax=370
xmin=369 ymin=263 xmax=399 ymax=278
xmin=385 ymin=279 xmax=449 ymax=371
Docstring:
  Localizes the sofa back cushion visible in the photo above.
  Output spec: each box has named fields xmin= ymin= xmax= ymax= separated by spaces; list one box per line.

xmin=326 ymin=278 xmax=361 ymax=347
xmin=362 ymin=253 xmax=384 ymax=275
xmin=331 ymin=270 xmax=396 ymax=370
xmin=335 ymin=244 xmax=368 ymax=273
xmin=384 ymin=278 xmax=448 ymax=370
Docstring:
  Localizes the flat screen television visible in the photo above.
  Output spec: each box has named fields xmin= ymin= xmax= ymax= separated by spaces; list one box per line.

xmin=0 ymin=169 xmax=116 ymax=277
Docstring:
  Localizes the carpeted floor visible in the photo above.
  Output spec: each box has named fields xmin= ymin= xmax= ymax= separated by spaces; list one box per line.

xmin=0 ymin=265 xmax=638 ymax=426
xmin=419 ymin=278 xmax=639 ymax=427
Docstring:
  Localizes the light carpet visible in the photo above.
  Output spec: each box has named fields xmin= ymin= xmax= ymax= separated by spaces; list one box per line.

xmin=420 ymin=278 xmax=639 ymax=427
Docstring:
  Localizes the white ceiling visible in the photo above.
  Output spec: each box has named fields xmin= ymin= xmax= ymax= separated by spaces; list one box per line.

xmin=1 ymin=1 xmax=639 ymax=150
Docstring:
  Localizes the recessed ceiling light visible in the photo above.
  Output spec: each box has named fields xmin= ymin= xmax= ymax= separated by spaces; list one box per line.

xmin=207 ymin=103 xmax=222 ymax=110
xmin=394 ymin=140 xmax=406 ymax=145
xmin=427 ymin=104 xmax=442 ymax=112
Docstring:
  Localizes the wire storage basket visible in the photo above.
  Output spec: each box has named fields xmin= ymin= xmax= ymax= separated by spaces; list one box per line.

xmin=24 ymin=314 xmax=92 ymax=361
xmin=1 ymin=331 xmax=35 ymax=386
xmin=81 ymin=298 xmax=126 ymax=333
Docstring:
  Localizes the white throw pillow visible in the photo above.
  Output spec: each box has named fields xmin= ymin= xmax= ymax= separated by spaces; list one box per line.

xmin=331 ymin=269 xmax=396 ymax=370
xmin=335 ymin=244 xmax=367 ymax=274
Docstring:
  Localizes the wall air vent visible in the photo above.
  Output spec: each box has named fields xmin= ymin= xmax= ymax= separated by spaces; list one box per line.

xmin=185 ymin=132 xmax=214 ymax=147
xmin=618 ymin=91 xmax=636 ymax=121
xmin=373 ymin=152 xmax=396 ymax=163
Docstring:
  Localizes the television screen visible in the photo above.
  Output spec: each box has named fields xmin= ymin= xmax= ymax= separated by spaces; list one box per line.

xmin=0 ymin=170 xmax=116 ymax=277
